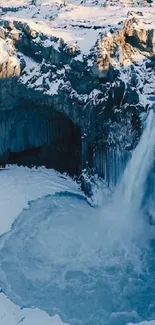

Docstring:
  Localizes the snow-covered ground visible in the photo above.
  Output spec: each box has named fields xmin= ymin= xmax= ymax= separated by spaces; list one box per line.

xmin=1 ymin=1 xmax=155 ymax=324
xmin=0 ymin=166 xmax=80 ymax=325
xmin=1 ymin=0 xmax=155 ymax=105
xmin=0 ymin=166 xmax=80 ymax=236
xmin=0 ymin=164 xmax=152 ymax=325
xmin=0 ymin=293 xmax=69 ymax=325
xmin=1 ymin=0 xmax=155 ymax=106
xmin=1 ymin=0 xmax=155 ymax=55
xmin=0 ymin=0 xmax=29 ymax=7
xmin=0 ymin=154 xmax=153 ymax=325
xmin=0 ymin=143 xmax=154 ymax=325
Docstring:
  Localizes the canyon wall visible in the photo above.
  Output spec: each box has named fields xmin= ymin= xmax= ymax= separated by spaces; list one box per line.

xmin=0 ymin=1 xmax=155 ymax=184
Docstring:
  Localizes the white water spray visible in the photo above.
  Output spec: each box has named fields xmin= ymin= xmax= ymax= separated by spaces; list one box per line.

xmin=0 ymin=113 xmax=155 ymax=325
xmin=116 ymin=109 xmax=155 ymax=216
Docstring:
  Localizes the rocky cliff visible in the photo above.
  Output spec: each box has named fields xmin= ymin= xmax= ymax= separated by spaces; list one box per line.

xmin=0 ymin=0 xmax=155 ymax=184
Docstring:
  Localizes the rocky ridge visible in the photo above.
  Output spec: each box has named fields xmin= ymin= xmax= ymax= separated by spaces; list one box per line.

xmin=0 ymin=0 xmax=155 ymax=178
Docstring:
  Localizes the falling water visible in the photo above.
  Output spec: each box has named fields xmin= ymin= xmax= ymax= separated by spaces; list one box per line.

xmin=0 ymin=110 xmax=155 ymax=325
xmin=116 ymin=109 xmax=155 ymax=217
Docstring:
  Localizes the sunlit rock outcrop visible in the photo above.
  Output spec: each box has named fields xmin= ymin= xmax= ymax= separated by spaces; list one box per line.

xmin=0 ymin=0 xmax=155 ymax=182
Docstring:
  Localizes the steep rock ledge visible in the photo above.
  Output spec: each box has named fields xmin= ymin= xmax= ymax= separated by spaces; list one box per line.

xmin=0 ymin=3 xmax=155 ymax=182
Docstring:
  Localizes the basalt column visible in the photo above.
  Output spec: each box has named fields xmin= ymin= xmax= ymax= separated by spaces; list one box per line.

xmin=0 ymin=106 xmax=82 ymax=176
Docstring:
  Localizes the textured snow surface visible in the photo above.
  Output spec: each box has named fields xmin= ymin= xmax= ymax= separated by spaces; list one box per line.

xmin=1 ymin=1 xmax=155 ymax=324
xmin=0 ymin=0 xmax=29 ymax=6
xmin=1 ymin=0 xmax=155 ymax=101
xmin=0 ymin=293 xmax=69 ymax=325
xmin=1 ymin=0 xmax=155 ymax=99
xmin=2 ymin=1 xmax=155 ymax=55
xmin=0 ymin=166 xmax=80 ymax=325
xmin=0 ymin=166 xmax=80 ymax=236
xmin=0 ymin=164 xmax=154 ymax=325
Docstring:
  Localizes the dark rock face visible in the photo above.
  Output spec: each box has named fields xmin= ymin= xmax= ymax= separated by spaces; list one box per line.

xmin=0 ymin=12 xmax=155 ymax=183
xmin=0 ymin=107 xmax=82 ymax=176
xmin=0 ymin=78 xmax=20 ymax=110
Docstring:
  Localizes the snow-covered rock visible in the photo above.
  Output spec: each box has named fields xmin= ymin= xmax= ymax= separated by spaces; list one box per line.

xmin=0 ymin=0 xmax=155 ymax=176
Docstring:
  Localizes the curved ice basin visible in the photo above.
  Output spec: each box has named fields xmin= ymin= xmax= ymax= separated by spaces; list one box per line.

xmin=0 ymin=192 xmax=155 ymax=325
